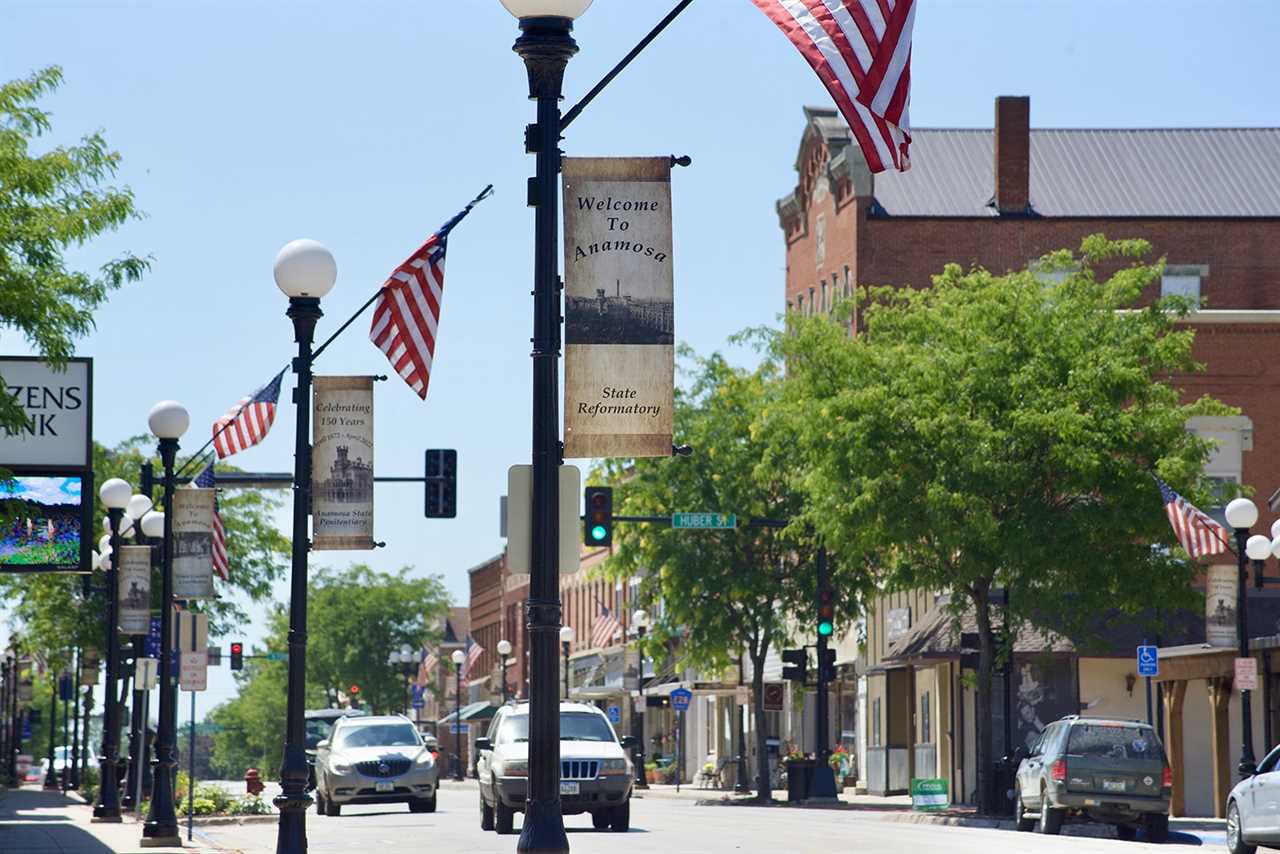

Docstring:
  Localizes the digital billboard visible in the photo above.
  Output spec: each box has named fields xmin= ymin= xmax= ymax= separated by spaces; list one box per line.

xmin=0 ymin=476 xmax=89 ymax=573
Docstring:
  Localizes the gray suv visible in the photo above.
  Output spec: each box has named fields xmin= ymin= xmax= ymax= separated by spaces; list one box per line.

xmin=1014 ymin=716 xmax=1171 ymax=842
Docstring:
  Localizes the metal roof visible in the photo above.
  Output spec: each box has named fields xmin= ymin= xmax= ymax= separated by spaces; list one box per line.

xmin=805 ymin=117 xmax=1280 ymax=217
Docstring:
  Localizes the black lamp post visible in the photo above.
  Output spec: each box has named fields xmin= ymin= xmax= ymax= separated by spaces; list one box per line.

xmin=94 ymin=477 xmax=132 ymax=822
xmin=1226 ymin=497 xmax=1262 ymax=779
xmin=451 ymin=649 xmax=466 ymax=781
xmin=560 ymin=626 xmax=574 ymax=701
xmin=388 ymin=646 xmax=416 ymax=715
xmin=1 ymin=657 xmax=10 ymax=786
xmin=43 ymin=675 xmax=57 ymax=790
xmin=70 ymin=648 xmax=81 ymax=790
xmin=142 ymin=400 xmax=188 ymax=847
xmin=120 ymin=492 xmax=152 ymax=812
xmin=271 ymin=238 xmax=338 ymax=854
xmin=498 ymin=640 xmax=513 ymax=704
xmin=631 ymin=610 xmax=648 ymax=790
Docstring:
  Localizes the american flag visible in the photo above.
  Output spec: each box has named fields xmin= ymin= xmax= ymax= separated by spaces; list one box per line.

xmin=462 ymin=635 xmax=484 ymax=681
xmin=193 ymin=464 xmax=229 ymax=580
xmin=1157 ymin=477 xmax=1231 ymax=560
xmin=417 ymin=650 xmax=438 ymax=688
xmin=752 ymin=0 xmax=915 ymax=173
xmin=212 ymin=369 xmax=286 ymax=459
xmin=369 ymin=186 xmax=492 ymax=400
xmin=591 ymin=606 xmax=621 ymax=649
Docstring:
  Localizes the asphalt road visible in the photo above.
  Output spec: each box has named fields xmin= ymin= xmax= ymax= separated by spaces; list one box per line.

xmin=196 ymin=785 xmax=1218 ymax=854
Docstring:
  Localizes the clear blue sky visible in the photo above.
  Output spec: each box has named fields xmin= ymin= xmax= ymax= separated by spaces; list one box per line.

xmin=3 ymin=0 xmax=1278 ymax=719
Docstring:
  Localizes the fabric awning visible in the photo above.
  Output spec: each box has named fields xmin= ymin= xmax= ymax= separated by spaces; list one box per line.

xmin=438 ymin=700 xmax=498 ymax=723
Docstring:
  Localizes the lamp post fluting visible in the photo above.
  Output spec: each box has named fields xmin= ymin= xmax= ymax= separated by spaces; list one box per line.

xmin=631 ymin=610 xmax=648 ymax=789
xmin=497 ymin=640 xmax=513 ymax=704
xmin=94 ymin=477 xmax=132 ymax=822
xmin=272 ymin=238 xmax=337 ymax=854
xmin=142 ymin=400 xmax=187 ymax=846
xmin=1227 ymin=497 xmax=1260 ymax=779
xmin=451 ymin=649 xmax=466 ymax=781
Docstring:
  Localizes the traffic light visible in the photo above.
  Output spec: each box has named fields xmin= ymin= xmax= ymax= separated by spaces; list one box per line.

xmin=817 ymin=586 xmax=835 ymax=637
xmin=425 ymin=449 xmax=457 ymax=518
xmin=584 ymin=486 xmax=613 ymax=547
xmin=230 ymin=642 xmax=244 ymax=671
xmin=818 ymin=648 xmax=836 ymax=683
xmin=781 ymin=648 xmax=807 ymax=683
xmin=349 ymin=684 xmax=361 ymax=709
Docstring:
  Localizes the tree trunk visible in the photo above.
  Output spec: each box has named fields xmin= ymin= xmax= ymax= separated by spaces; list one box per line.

xmin=971 ymin=586 xmax=995 ymax=815
xmin=750 ymin=646 xmax=772 ymax=804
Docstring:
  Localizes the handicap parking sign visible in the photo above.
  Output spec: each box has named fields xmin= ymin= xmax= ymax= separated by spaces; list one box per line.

xmin=606 ymin=705 xmax=621 ymax=724
xmin=1137 ymin=645 xmax=1158 ymax=677
xmin=670 ymin=688 xmax=692 ymax=712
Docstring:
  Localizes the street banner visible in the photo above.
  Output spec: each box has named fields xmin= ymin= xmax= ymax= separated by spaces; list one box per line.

xmin=910 ymin=778 xmax=950 ymax=811
xmin=312 ymin=376 xmax=375 ymax=550
xmin=172 ymin=488 xmax=215 ymax=599
xmin=1206 ymin=564 xmax=1237 ymax=647
xmin=562 ymin=157 xmax=674 ymax=459
xmin=179 ymin=651 xmax=207 ymax=692
xmin=117 ymin=545 xmax=151 ymax=634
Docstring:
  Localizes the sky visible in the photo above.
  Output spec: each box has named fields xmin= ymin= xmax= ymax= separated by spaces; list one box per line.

xmin=3 ymin=0 xmax=1279 ymax=720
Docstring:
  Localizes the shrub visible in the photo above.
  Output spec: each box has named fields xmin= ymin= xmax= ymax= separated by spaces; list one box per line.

xmin=229 ymin=795 xmax=273 ymax=815
xmin=190 ymin=797 xmax=219 ymax=816
xmin=194 ymin=784 xmax=234 ymax=813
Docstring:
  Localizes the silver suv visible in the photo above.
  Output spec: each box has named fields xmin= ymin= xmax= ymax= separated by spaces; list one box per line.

xmin=314 ymin=715 xmax=438 ymax=816
xmin=476 ymin=701 xmax=635 ymax=834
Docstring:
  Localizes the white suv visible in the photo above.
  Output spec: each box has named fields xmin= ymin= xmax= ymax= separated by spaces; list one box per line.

xmin=476 ymin=701 xmax=635 ymax=834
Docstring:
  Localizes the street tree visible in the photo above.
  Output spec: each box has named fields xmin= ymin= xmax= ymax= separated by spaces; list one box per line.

xmin=600 ymin=345 xmax=848 ymax=802
xmin=771 ymin=236 xmax=1230 ymax=813
xmin=0 ymin=66 xmax=148 ymax=434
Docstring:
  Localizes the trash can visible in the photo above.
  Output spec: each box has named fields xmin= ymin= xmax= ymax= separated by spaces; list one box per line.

xmin=785 ymin=758 xmax=815 ymax=803
xmin=995 ymin=753 xmax=1019 ymax=817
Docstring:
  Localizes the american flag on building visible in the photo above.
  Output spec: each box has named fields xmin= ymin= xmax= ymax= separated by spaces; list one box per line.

xmin=1157 ymin=477 xmax=1231 ymax=560
xmin=417 ymin=650 xmax=438 ymax=688
xmin=369 ymin=186 xmax=493 ymax=400
xmin=193 ymin=464 xmax=229 ymax=581
xmin=212 ymin=368 xmax=286 ymax=459
xmin=462 ymin=635 xmax=484 ymax=682
xmin=752 ymin=0 xmax=915 ymax=173
xmin=591 ymin=606 xmax=621 ymax=649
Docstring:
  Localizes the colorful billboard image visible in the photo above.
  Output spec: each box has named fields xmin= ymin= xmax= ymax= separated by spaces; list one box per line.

xmin=0 ymin=476 xmax=84 ymax=572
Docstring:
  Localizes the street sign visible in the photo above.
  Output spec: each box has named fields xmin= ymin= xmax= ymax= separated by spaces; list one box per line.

xmin=1137 ymin=645 xmax=1159 ymax=678
xmin=1236 ymin=657 xmax=1259 ymax=691
xmin=735 ymin=686 xmax=750 ymax=703
xmin=450 ymin=724 xmax=467 ymax=734
xmin=910 ymin=778 xmax=950 ymax=811
xmin=412 ymin=698 xmax=425 ymax=710
xmin=179 ymin=651 xmax=208 ymax=692
xmin=265 ymin=651 xmax=288 ymax=662
xmin=145 ymin=617 xmax=162 ymax=658
xmin=762 ymin=683 xmax=784 ymax=712
xmin=135 ymin=657 xmax=158 ymax=691
xmin=670 ymin=688 xmax=692 ymax=712
xmin=606 ymin=705 xmax=621 ymax=724
xmin=671 ymin=512 xmax=736 ymax=530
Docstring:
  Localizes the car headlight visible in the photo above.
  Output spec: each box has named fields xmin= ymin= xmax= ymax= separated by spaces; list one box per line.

xmin=498 ymin=759 xmax=528 ymax=778
xmin=600 ymin=758 xmax=630 ymax=777
xmin=331 ymin=757 xmax=353 ymax=774
xmin=416 ymin=751 xmax=434 ymax=766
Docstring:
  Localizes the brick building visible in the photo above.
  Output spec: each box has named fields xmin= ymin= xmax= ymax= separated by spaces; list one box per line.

xmin=775 ymin=96 xmax=1280 ymax=815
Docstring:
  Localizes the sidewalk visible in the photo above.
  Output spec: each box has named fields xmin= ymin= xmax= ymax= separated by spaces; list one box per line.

xmin=0 ymin=784 xmax=224 ymax=853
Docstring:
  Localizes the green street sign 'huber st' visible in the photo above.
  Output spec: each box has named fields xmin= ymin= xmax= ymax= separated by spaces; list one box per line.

xmin=671 ymin=512 xmax=737 ymax=530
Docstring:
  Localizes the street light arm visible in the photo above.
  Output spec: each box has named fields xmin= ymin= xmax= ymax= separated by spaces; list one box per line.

xmin=559 ymin=0 xmax=695 ymax=132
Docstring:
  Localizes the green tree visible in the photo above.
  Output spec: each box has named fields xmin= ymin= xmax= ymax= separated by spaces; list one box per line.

xmin=0 ymin=66 xmax=148 ymax=434
xmin=601 ymin=345 xmax=838 ymax=802
xmin=772 ymin=236 xmax=1230 ymax=813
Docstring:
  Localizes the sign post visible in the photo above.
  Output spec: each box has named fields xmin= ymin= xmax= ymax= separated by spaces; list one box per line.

xmin=670 ymin=687 xmax=692 ymax=794
xmin=1137 ymin=644 xmax=1159 ymax=725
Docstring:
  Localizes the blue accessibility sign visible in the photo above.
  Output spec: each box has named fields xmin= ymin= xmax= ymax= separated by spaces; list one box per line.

xmin=606 ymin=705 xmax=621 ymax=724
xmin=1137 ymin=645 xmax=1159 ymax=677
xmin=670 ymin=688 xmax=692 ymax=713
xmin=145 ymin=616 xmax=162 ymax=658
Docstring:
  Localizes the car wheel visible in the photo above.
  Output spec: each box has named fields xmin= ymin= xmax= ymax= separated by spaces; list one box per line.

xmin=592 ymin=811 xmax=610 ymax=830
xmin=325 ymin=797 xmax=341 ymax=817
xmin=495 ymin=799 xmax=515 ymax=835
xmin=1144 ymin=813 xmax=1169 ymax=844
xmin=409 ymin=795 xmax=436 ymax=814
xmin=1228 ymin=801 xmax=1256 ymax=854
xmin=1116 ymin=824 xmax=1137 ymax=841
xmin=610 ymin=800 xmax=631 ymax=833
xmin=314 ymin=789 xmax=326 ymax=815
xmin=481 ymin=792 xmax=495 ymax=831
xmin=1038 ymin=790 xmax=1062 ymax=835
xmin=1014 ymin=790 xmax=1036 ymax=832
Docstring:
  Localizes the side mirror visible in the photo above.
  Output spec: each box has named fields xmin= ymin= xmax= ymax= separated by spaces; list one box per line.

xmin=475 ymin=737 xmax=492 ymax=752
xmin=619 ymin=735 xmax=637 ymax=750
xmin=316 ymin=740 xmax=329 ymax=750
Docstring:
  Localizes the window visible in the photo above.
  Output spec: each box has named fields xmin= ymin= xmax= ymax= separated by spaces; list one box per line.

xmin=1161 ymin=265 xmax=1206 ymax=302
xmin=872 ymin=699 xmax=881 ymax=747
xmin=809 ymin=288 xmax=816 ymax=315
xmin=831 ymin=274 xmax=839 ymax=310
xmin=820 ymin=282 xmax=827 ymax=313
xmin=336 ymin=723 xmax=421 ymax=749
xmin=815 ymin=214 xmax=827 ymax=267
xmin=498 ymin=712 xmax=617 ymax=744
xmin=920 ymin=692 xmax=931 ymax=743
xmin=1066 ymin=724 xmax=1165 ymax=761
xmin=796 ymin=294 xmax=804 ymax=314
xmin=843 ymin=265 xmax=851 ymax=299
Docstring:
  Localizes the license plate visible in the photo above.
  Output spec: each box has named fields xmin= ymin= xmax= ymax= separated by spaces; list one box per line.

xmin=1102 ymin=779 xmax=1126 ymax=792
xmin=560 ymin=781 xmax=580 ymax=796
xmin=375 ymin=781 xmax=394 ymax=793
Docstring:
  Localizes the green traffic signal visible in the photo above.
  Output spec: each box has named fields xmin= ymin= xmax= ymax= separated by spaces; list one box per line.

xmin=591 ymin=524 xmax=608 ymax=542
xmin=818 ymin=621 xmax=834 ymax=637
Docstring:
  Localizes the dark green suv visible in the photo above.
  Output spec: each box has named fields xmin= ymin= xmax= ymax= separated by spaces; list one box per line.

xmin=1014 ymin=716 xmax=1171 ymax=842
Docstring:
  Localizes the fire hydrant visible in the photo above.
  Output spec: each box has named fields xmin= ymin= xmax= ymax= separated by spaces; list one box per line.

xmin=245 ymin=768 xmax=265 ymax=797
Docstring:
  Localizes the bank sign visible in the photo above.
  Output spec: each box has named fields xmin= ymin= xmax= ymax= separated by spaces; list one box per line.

xmin=0 ymin=358 xmax=92 ymax=469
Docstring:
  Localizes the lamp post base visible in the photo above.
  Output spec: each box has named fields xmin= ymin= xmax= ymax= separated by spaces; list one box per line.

xmin=91 ymin=816 xmax=124 ymax=824
xmin=517 ymin=797 xmax=570 ymax=854
xmin=139 ymin=834 xmax=182 ymax=847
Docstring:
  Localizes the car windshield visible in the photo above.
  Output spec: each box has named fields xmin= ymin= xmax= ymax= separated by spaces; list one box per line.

xmin=305 ymin=719 xmax=334 ymax=749
xmin=1067 ymin=725 xmax=1164 ymax=761
xmin=336 ymin=723 xmax=420 ymax=749
xmin=499 ymin=712 xmax=616 ymax=744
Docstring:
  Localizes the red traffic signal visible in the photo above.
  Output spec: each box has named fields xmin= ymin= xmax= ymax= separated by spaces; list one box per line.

xmin=230 ymin=642 xmax=243 ymax=654
xmin=229 ymin=642 xmax=244 ymax=671
xmin=349 ymin=684 xmax=360 ymax=695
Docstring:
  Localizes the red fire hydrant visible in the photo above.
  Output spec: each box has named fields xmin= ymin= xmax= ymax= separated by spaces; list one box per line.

xmin=245 ymin=768 xmax=265 ymax=796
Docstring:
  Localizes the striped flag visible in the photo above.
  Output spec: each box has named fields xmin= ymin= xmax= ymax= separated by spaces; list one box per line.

xmin=194 ymin=464 xmax=229 ymax=581
xmin=462 ymin=635 xmax=484 ymax=681
xmin=591 ymin=606 xmax=621 ymax=649
xmin=369 ymin=187 xmax=493 ymax=400
xmin=752 ymin=0 xmax=915 ymax=173
xmin=1156 ymin=477 xmax=1231 ymax=560
xmin=212 ymin=369 xmax=286 ymax=459
xmin=417 ymin=650 xmax=438 ymax=688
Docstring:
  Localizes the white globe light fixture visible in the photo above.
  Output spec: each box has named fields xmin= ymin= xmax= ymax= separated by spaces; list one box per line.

xmin=1272 ymin=518 xmax=1280 ymax=540
xmin=140 ymin=511 xmax=165 ymax=539
xmin=559 ymin=625 xmax=575 ymax=645
xmin=1247 ymin=534 xmax=1272 ymax=561
xmin=400 ymin=644 xmax=413 ymax=659
xmin=100 ymin=478 xmax=132 ymax=511
xmin=632 ymin=609 xmax=649 ymax=630
xmin=273 ymin=239 xmax=337 ymax=299
xmin=99 ymin=552 xmax=112 ymax=571
xmin=451 ymin=649 xmax=466 ymax=666
xmin=497 ymin=639 xmax=513 ymax=656
xmin=387 ymin=651 xmax=399 ymax=666
xmin=104 ymin=515 xmax=133 ymax=537
xmin=126 ymin=494 xmax=153 ymax=521
xmin=1226 ymin=497 xmax=1259 ymax=531
xmin=499 ymin=0 xmax=593 ymax=19
xmin=1273 ymin=536 xmax=1280 ymax=560
xmin=91 ymin=550 xmax=100 ymax=571
xmin=147 ymin=400 xmax=190 ymax=440
xmin=98 ymin=534 xmax=112 ymax=554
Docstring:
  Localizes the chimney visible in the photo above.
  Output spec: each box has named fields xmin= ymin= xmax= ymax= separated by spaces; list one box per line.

xmin=994 ymin=96 xmax=1030 ymax=215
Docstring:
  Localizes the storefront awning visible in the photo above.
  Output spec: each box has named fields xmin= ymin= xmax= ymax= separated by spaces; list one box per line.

xmin=438 ymin=700 xmax=499 ymax=724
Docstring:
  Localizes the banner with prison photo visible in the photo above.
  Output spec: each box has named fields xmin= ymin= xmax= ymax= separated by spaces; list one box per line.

xmin=312 ymin=376 xmax=374 ymax=550
xmin=117 ymin=545 xmax=151 ymax=634
xmin=172 ymin=488 xmax=215 ymax=600
xmin=562 ymin=157 xmax=674 ymax=459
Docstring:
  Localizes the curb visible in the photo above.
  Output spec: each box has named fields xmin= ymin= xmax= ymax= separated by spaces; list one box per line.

xmin=183 ymin=814 xmax=279 ymax=826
